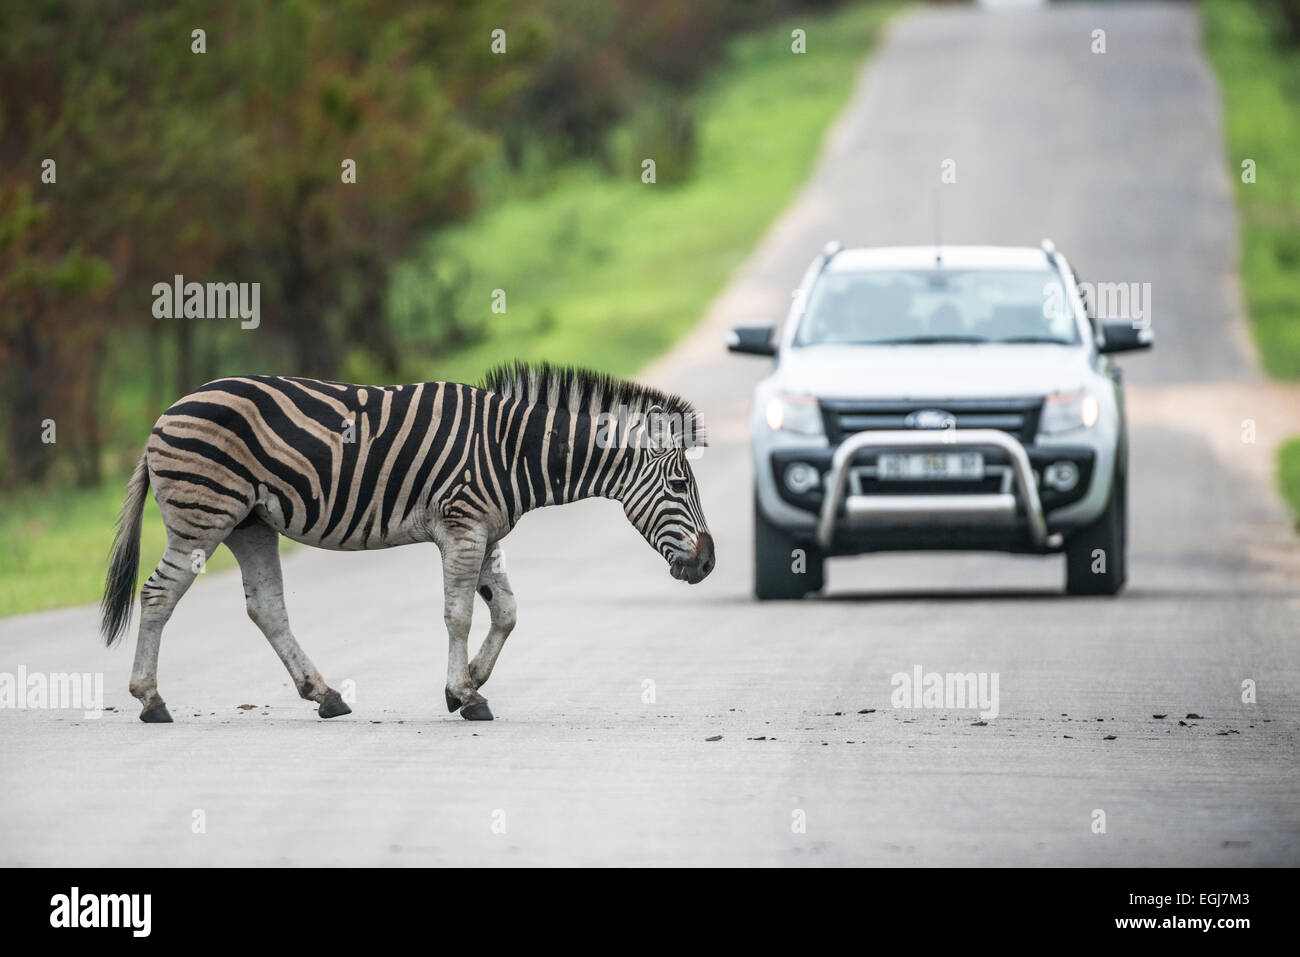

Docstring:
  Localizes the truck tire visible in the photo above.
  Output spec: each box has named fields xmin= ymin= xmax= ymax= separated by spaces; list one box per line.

xmin=1064 ymin=464 xmax=1127 ymax=595
xmin=754 ymin=495 xmax=824 ymax=599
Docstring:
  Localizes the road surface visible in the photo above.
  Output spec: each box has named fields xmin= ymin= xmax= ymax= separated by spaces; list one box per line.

xmin=3 ymin=2 xmax=1298 ymax=866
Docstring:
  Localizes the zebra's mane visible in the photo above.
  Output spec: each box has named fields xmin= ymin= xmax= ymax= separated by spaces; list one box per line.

xmin=478 ymin=360 xmax=707 ymax=445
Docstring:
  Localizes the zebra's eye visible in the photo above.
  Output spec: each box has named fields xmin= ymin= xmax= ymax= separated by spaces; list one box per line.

xmin=668 ymin=478 xmax=688 ymax=494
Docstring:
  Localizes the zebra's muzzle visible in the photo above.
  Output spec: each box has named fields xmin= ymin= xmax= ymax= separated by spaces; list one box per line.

xmin=669 ymin=531 xmax=715 ymax=584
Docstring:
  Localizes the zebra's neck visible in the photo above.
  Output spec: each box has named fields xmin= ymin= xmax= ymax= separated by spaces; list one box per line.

xmin=509 ymin=402 xmax=641 ymax=514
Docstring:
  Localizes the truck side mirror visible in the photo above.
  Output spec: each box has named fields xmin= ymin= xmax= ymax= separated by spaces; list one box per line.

xmin=1097 ymin=320 xmax=1154 ymax=354
xmin=726 ymin=323 xmax=777 ymax=357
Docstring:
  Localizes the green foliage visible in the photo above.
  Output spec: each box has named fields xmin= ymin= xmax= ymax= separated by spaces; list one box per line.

xmin=1204 ymin=0 xmax=1300 ymax=530
xmin=0 ymin=1 xmax=899 ymax=617
xmin=0 ymin=0 xmax=491 ymax=486
xmin=1255 ymin=0 xmax=1300 ymax=45
xmin=394 ymin=2 xmax=899 ymax=386
xmin=1203 ymin=0 xmax=1300 ymax=379
xmin=1279 ymin=437 xmax=1300 ymax=528
xmin=0 ymin=0 xmax=860 ymax=491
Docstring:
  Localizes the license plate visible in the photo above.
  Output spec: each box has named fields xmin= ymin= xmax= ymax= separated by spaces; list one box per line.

xmin=876 ymin=452 xmax=984 ymax=480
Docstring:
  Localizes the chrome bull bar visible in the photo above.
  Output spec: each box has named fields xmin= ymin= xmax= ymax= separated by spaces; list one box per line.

xmin=815 ymin=429 xmax=1063 ymax=551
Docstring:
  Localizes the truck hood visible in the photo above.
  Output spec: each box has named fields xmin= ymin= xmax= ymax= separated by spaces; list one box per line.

xmin=773 ymin=344 xmax=1094 ymax=400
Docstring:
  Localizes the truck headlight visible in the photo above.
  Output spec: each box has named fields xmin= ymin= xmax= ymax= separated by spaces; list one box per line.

xmin=1040 ymin=389 xmax=1099 ymax=435
xmin=764 ymin=394 xmax=823 ymax=436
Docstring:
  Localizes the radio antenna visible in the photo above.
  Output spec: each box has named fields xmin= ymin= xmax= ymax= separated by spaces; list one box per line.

xmin=933 ymin=186 xmax=943 ymax=266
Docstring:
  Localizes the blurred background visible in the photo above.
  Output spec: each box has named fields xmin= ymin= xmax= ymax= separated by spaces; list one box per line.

xmin=0 ymin=0 xmax=1297 ymax=613
xmin=1 ymin=0 xmax=878 ymax=489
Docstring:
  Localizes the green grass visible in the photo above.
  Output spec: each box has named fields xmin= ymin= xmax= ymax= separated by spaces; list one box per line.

xmin=394 ymin=1 xmax=900 ymax=385
xmin=0 ymin=480 xmax=241 ymax=619
xmin=1203 ymin=0 xmax=1300 ymax=380
xmin=0 ymin=2 xmax=900 ymax=618
xmin=1279 ymin=438 xmax=1300 ymax=531
xmin=1203 ymin=0 xmax=1300 ymax=527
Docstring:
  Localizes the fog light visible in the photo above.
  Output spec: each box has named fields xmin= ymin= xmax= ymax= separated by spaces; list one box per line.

xmin=1043 ymin=460 xmax=1079 ymax=492
xmin=784 ymin=461 xmax=820 ymax=494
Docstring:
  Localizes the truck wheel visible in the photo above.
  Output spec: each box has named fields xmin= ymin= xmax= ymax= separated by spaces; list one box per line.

xmin=1065 ymin=464 xmax=1127 ymax=595
xmin=754 ymin=495 xmax=824 ymax=599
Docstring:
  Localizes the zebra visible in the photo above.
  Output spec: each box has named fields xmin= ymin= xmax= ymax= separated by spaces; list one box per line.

xmin=100 ymin=362 xmax=714 ymax=723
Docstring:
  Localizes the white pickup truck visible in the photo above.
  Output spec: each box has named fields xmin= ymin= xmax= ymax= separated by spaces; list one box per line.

xmin=728 ymin=241 xmax=1153 ymax=599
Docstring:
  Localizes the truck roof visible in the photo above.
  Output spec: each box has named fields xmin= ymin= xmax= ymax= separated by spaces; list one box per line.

xmin=826 ymin=245 xmax=1055 ymax=272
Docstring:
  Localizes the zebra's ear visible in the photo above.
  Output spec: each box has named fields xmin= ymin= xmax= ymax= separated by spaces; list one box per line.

xmin=644 ymin=404 xmax=677 ymax=453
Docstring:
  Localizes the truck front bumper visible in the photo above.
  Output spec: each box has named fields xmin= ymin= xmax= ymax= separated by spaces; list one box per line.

xmin=815 ymin=429 xmax=1064 ymax=550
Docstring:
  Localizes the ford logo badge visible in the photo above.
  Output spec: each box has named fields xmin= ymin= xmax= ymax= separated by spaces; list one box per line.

xmin=905 ymin=409 xmax=956 ymax=430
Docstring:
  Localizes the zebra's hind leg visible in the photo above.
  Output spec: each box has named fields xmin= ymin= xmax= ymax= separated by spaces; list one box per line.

xmin=468 ymin=543 xmax=517 ymax=694
xmin=224 ymin=520 xmax=350 ymax=719
xmin=440 ymin=535 xmax=492 ymax=720
xmin=131 ymin=538 xmax=220 ymax=722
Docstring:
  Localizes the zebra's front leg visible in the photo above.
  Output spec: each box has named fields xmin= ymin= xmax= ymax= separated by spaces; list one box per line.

xmin=469 ymin=543 xmax=516 ymax=694
xmin=440 ymin=535 xmax=493 ymax=721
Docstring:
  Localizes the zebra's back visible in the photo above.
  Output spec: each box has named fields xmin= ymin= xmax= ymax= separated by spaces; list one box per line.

xmin=147 ymin=375 xmax=512 ymax=551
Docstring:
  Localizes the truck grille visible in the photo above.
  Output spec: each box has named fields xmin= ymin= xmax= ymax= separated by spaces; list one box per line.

xmin=820 ymin=397 xmax=1043 ymax=444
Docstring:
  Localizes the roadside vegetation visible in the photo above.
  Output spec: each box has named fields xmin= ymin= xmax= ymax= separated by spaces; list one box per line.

xmin=1202 ymin=0 xmax=1300 ymax=523
xmin=0 ymin=1 xmax=898 ymax=616
xmin=1279 ymin=439 xmax=1300 ymax=530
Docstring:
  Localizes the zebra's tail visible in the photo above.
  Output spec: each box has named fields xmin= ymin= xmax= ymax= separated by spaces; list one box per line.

xmin=101 ymin=450 xmax=151 ymax=647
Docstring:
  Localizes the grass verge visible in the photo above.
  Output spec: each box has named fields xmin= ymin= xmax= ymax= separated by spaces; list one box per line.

xmin=0 ymin=481 xmax=247 ymax=620
xmin=392 ymin=2 xmax=899 ymax=385
xmin=1203 ymin=0 xmax=1300 ymax=525
xmin=1203 ymin=0 xmax=1300 ymax=379
xmin=1278 ymin=438 xmax=1300 ymax=531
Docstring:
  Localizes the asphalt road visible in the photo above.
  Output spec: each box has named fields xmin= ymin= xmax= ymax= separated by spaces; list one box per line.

xmin=3 ymin=2 xmax=1298 ymax=866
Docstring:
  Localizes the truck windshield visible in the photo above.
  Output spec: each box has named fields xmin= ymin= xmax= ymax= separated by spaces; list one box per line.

xmin=794 ymin=267 xmax=1079 ymax=347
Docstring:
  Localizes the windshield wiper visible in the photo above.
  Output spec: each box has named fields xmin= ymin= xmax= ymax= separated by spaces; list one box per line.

xmin=995 ymin=336 xmax=1073 ymax=344
xmin=866 ymin=335 xmax=988 ymax=345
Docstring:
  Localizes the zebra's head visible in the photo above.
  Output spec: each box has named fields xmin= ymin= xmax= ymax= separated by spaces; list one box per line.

xmin=622 ymin=405 xmax=714 ymax=584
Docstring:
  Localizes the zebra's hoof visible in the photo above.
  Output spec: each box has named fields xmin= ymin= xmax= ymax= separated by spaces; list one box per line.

xmin=318 ymin=691 xmax=352 ymax=719
xmin=460 ymin=701 xmax=494 ymax=721
xmin=445 ymin=689 xmax=462 ymax=713
xmin=139 ymin=702 xmax=173 ymax=723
